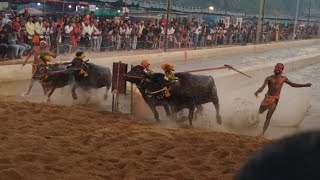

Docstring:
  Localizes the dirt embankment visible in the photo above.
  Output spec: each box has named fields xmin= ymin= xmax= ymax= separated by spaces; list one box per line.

xmin=0 ymin=96 xmax=268 ymax=180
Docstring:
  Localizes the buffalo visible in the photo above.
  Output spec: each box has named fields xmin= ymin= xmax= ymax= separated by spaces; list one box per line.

xmin=145 ymin=72 xmax=221 ymax=126
xmin=32 ymin=64 xmax=74 ymax=102
xmin=124 ymin=65 xmax=171 ymax=121
xmin=235 ymin=131 xmax=320 ymax=180
xmin=125 ymin=65 xmax=212 ymax=124
xmin=67 ymin=59 xmax=112 ymax=101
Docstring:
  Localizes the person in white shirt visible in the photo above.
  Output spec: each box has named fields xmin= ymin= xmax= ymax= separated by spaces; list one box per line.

xmin=25 ymin=17 xmax=35 ymax=45
xmin=63 ymin=22 xmax=73 ymax=45
xmin=193 ymin=25 xmax=202 ymax=47
xmin=92 ymin=22 xmax=102 ymax=51
xmin=82 ymin=22 xmax=93 ymax=38
xmin=43 ymin=22 xmax=53 ymax=49
xmin=34 ymin=17 xmax=44 ymax=41
xmin=124 ymin=23 xmax=132 ymax=50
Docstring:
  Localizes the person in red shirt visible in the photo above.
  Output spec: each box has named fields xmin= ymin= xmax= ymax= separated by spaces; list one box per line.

xmin=12 ymin=16 xmax=21 ymax=33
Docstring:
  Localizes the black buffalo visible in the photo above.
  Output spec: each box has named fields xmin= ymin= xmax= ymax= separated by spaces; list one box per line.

xmin=125 ymin=65 xmax=210 ymax=124
xmin=32 ymin=64 xmax=74 ymax=102
xmin=67 ymin=59 xmax=112 ymax=101
xmin=145 ymin=72 xmax=222 ymax=126
xmin=235 ymin=131 xmax=320 ymax=180
xmin=124 ymin=65 xmax=171 ymax=121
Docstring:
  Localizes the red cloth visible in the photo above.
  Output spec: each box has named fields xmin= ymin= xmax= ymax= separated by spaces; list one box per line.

xmin=12 ymin=21 xmax=21 ymax=32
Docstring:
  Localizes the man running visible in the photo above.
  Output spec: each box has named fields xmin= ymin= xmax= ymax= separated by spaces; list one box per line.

xmin=254 ymin=63 xmax=312 ymax=136
xmin=22 ymin=40 xmax=56 ymax=96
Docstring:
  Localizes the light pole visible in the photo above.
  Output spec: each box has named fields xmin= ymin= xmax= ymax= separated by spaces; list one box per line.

xmin=256 ymin=0 xmax=266 ymax=44
xmin=62 ymin=0 xmax=65 ymax=15
xmin=293 ymin=0 xmax=300 ymax=40
xmin=164 ymin=0 xmax=171 ymax=52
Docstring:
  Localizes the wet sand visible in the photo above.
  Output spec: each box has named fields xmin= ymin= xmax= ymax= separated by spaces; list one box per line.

xmin=0 ymin=95 xmax=268 ymax=180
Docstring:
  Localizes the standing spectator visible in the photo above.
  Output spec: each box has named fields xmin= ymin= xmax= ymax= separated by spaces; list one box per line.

xmin=131 ymin=24 xmax=138 ymax=50
xmin=124 ymin=23 xmax=132 ymax=50
xmin=0 ymin=28 xmax=10 ymax=60
xmin=12 ymin=16 xmax=21 ymax=35
xmin=63 ymin=21 xmax=73 ymax=45
xmin=43 ymin=21 xmax=53 ymax=49
xmin=83 ymin=10 xmax=90 ymax=25
xmin=92 ymin=21 xmax=102 ymax=51
xmin=19 ymin=14 xmax=26 ymax=27
xmin=1 ymin=11 xmax=9 ymax=26
xmin=25 ymin=17 xmax=35 ymax=45
xmin=35 ymin=17 xmax=44 ymax=42
xmin=19 ymin=26 xmax=28 ymax=44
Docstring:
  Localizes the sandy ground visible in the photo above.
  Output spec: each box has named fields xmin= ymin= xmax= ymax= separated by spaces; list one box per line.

xmin=0 ymin=95 xmax=268 ymax=180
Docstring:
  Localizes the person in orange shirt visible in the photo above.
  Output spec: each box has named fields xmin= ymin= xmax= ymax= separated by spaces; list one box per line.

xmin=83 ymin=10 xmax=90 ymax=25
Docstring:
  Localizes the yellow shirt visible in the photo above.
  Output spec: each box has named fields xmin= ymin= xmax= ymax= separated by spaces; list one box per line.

xmin=34 ymin=22 xmax=44 ymax=38
xmin=25 ymin=22 xmax=35 ymax=39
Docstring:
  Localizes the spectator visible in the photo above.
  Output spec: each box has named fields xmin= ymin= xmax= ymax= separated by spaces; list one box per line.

xmin=0 ymin=28 xmax=10 ymax=60
xmin=34 ymin=17 xmax=44 ymax=42
xmin=63 ymin=21 xmax=73 ymax=45
xmin=25 ymin=17 xmax=35 ymax=45
xmin=92 ymin=21 xmax=102 ymax=51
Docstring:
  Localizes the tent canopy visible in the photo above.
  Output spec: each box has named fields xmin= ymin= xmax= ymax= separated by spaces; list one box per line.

xmin=18 ymin=8 xmax=43 ymax=16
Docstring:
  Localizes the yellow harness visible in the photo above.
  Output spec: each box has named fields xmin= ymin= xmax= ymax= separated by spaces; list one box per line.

xmin=79 ymin=68 xmax=89 ymax=77
xmin=149 ymin=87 xmax=171 ymax=97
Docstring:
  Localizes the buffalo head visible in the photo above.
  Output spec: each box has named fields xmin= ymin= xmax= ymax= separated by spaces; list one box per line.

xmin=124 ymin=65 xmax=149 ymax=85
xmin=32 ymin=64 xmax=50 ymax=80
xmin=144 ymin=73 xmax=172 ymax=95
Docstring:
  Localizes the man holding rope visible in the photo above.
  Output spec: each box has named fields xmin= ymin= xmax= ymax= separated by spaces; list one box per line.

xmin=254 ymin=63 xmax=312 ymax=136
xmin=22 ymin=40 xmax=56 ymax=96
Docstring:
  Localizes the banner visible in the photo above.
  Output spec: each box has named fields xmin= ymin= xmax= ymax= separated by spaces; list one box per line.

xmin=224 ymin=16 xmax=230 ymax=28
xmin=89 ymin=5 xmax=96 ymax=11
xmin=237 ymin=18 xmax=243 ymax=28
xmin=122 ymin=7 xmax=129 ymax=13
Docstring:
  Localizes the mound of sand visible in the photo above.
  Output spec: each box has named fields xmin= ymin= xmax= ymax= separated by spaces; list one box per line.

xmin=0 ymin=96 xmax=268 ymax=180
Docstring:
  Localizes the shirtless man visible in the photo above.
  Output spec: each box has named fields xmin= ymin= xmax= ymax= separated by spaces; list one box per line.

xmin=254 ymin=63 xmax=312 ymax=136
xmin=22 ymin=41 xmax=56 ymax=96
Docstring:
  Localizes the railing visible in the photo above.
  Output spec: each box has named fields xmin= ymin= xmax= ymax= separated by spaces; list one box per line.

xmin=53 ymin=31 xmax=320 ymax=55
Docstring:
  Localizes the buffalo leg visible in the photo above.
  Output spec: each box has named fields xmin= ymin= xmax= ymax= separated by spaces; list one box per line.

xmin=194 ymin=105 xmax=204 ymax=119
xmin=212 ymin=98 xmax=222 ymax=125
xmin=44 ymin=88 xmax=55 ymax=103
xmin=24 ymin=79 xmax=36 ymax=96
xmin=170 ymin=106 xmax=178 ymax=121
xmin=188 ymin=105 xmax=195 ymax=126
xmin=164 ymin=104 xmax=171 ymax=117
xmin=149 ymin=105 xmax=159 ymax=122
xmin=104 ymin=86 xmax=110 ymax=100
xmin=85 ymin=90 xmax=92 ymax=103
xmin=72 ymin=84 xmax=78 ymax=100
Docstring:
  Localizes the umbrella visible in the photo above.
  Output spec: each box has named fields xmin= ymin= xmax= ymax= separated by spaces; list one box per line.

xmin=18 ymin=8 xmax=44 ymax=16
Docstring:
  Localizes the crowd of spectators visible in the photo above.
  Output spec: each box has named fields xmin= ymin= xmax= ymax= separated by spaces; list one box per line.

xmin=0 ymin=8 xmax=319 ymax=60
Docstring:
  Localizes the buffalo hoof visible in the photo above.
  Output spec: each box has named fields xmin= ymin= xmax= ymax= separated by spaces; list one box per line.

xmin=72 ymin=94 xmax=78 ymax=100
xmin=44 ymin=98 xmax=51 ymax=103
xmin=216 ymin=115 xmax=222 ymax=125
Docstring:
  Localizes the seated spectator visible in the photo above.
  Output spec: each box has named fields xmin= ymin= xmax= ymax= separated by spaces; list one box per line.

xmin=0 ymin=28 xmax=13 ymax=60
xmin=10 ymin=27 xmax=31 ymax=56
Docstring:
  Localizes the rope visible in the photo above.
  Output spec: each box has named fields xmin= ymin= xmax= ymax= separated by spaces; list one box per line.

xmin=125 ymin=75 xmax=145 ymax=80
xmin=149 ymin=87 xmax=169 ymax=95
